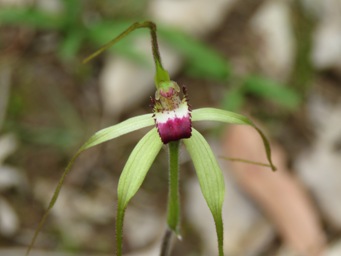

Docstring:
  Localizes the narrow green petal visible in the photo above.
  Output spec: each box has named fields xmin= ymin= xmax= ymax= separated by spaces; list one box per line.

xmin=116 ymin=128 xmax=163 ymax=256
xmin=192 ymin=108 xmax=276 ymax=171
xmin=220 ymin=157 xmax=273 ymax=168
xmin=26 ymin=114 xmax=154 ymax=256
xmin=80 ymin=113 xmax=154 ymax=150
xmin=183 ymin=129 xmax=225 ymax=256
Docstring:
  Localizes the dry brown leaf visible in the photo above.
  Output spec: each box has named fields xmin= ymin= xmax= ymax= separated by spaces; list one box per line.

xmin=222 ymin=125 xmax=326 ymax=256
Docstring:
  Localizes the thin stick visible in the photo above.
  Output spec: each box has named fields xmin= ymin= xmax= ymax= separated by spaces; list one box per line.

xmin=160 ymin=228 xmax=173 ymax=256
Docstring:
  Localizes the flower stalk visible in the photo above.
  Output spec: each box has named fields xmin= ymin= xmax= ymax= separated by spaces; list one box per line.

xmin=27 ymin=21 xmax=277 ymax=256
xmin=167 ymin=141 xmax=181 ymax=235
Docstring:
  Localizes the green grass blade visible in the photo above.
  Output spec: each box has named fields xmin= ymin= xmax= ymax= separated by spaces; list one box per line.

xmin=192 ymin=108 xmax=277 ymax=171
xmin=58 ymin=30 xmax=84 ymax=60
xmin=222 ymin=86 xmax=245 ymax=111
xmin=26 ymin=114 xmax=154 ymax=256
xmin=116 ymin=128 xmax=162 ymax=255
xmin=183 ymin=129 xmax=225 ymax=256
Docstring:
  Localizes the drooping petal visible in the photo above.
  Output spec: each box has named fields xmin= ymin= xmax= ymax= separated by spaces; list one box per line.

xmin=183 ymin=128 xmax=225 ymax=256
xmin=26 ymin=114 xmax=154 ymax=256
xmin=192 ymin=108 xmax=276 ymax=171
xmin=116 ymin=128 xmax=163 ymax=256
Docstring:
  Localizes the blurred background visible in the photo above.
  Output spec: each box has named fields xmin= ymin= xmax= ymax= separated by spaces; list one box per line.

xmin=1 ymin=0 xmax=341 ymax=255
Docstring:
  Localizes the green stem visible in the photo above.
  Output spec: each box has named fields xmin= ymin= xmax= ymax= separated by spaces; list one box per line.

xmin=167 ymin=141 xmax=180 ymax=235
xmin=215 ymin=213 xmax=224 ymax=256
xmin=83 ymin=21 xmax=170 ymax=88
xmin=115 ymin=202 xmax=125 ymax=256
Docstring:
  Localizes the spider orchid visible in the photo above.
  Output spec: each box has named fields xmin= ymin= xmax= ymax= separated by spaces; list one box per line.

xmin=27 ymin=21 xmax=276 ymax=256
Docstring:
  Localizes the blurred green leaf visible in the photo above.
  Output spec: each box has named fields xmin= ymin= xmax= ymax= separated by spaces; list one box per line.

xmin=62 ymin=0 xmax=81 ymax=25
xmin=58 ymin=31 xmax=84 ymax=60
xmin=0 ymin=8 xmax=63 ymax=29
xmin=222 ymin=87 xmax=245 ymax=111
xmin=158 ymin=28 xmax=230 ymax=80
xmin=19 ymin=126 xmax=82 ymax=149
xmin=243 ymin=75 xmax=301 ymax=110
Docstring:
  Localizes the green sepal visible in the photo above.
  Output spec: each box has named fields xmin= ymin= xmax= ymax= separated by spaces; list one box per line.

xmin=192 ymin=108 xmax=276 ymax=171
xmin=79 ymin=114 xmax=154 ymax=150
xmin=184 ymin=129 xmax=225 ymax=256
xmin=26 ymin=114 xmax=154 ymax=256
xmin=116 ymin=128 xmax=163 ymax=256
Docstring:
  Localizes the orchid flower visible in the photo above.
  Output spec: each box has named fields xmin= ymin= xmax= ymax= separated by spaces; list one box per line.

xmin=27 ymin=21 xmax=276 ymax=256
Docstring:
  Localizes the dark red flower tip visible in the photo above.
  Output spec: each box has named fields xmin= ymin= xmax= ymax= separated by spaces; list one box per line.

xmin=157 ymin=115 xmax=192 ymax=144
xmin=153 ymin=82 xmax=192 ymax=144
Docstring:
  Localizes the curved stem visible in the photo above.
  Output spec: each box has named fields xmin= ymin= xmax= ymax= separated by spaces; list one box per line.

xmin=83 ymin=21 xmax=170 ymax=87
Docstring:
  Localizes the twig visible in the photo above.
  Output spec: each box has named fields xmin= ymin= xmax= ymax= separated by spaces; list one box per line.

xmin=160 ymin=228 xmax=173 ymax=256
